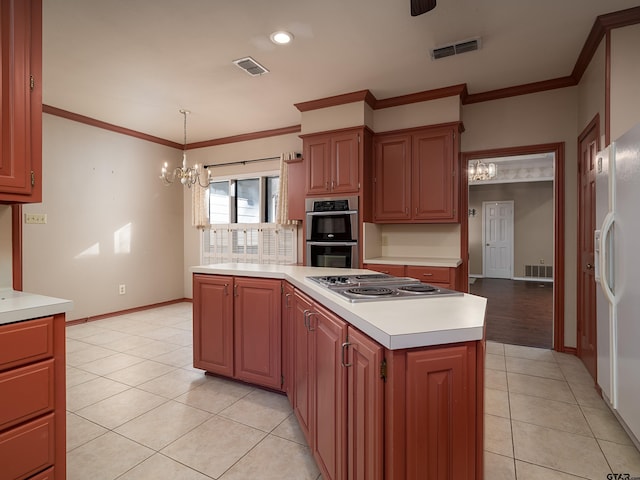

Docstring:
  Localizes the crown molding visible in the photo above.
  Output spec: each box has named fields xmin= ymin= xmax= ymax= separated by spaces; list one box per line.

xmin=294 ymin=90 xmax=376 ymax=112
xmin=187 ymin=125 xmax=301 ymax=149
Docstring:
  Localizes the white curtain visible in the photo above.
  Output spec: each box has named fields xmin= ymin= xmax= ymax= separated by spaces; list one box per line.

xmin=191 ymin=174 xmax=209 ymax=228
xmin=276 ymin=152 xmax=300 ymax=225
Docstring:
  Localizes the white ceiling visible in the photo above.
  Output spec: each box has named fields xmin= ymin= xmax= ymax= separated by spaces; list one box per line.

xmin=43 ymin=0 xmax=639 ymax=144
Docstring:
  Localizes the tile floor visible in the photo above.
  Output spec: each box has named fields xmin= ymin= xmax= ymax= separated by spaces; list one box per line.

xmin=65 ymin=302 xmax=640 ymax=479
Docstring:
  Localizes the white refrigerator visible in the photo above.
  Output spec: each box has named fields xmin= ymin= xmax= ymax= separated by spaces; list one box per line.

xmin=595 ymin=121 xmax=640 ymax=447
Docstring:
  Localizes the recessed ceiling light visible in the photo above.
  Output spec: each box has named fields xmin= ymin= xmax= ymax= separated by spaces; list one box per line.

xmin=270 ymin=31 xmax=293 ymax=45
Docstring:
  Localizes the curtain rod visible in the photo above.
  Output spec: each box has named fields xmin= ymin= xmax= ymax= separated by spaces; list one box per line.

xmin=203 ymin=155 xmax=295 ymax=169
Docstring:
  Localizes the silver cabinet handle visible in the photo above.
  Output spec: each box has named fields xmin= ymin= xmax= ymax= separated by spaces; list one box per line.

xmin=341 ymin=341 xmax=352 ymax=367
xmin=234 ymin=284 xmax=238 ymax=297
xmin=422 ymin=273 xmax=433 ymax=277
xmin=224 ymin=283 xmax=229 ymax=296
xmin=303 ymin=309 xmax=310 ymax=330
xmin=307 ymin=312 xmax=316 ymax=331
xmin=285 ymin=292 xmax=291 ymax=308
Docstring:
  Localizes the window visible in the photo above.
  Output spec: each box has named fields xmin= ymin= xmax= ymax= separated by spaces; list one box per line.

xmin=201 ymin=173 xmax=297 ymax=266
xmin=208 ymin=176 xmax=278 ymax=224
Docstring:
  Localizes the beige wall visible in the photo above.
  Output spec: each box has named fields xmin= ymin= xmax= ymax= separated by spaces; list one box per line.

xmin=372 ymin=96 xmax=461 ymax=133
xmin=21 ymin=115 xmax=185 ymax=321
xmin=610 ymin=24 xmax=640 ymax=140
xmin=0 ymin=205 xmax=11 ymax=288
xmin=469 ymin=182 xmax=554 ymax=278
xmin=577 ymin=38 xmax=606 ymax=141
xmin=182 ymin=133 xmax=303 ymax=298
xmin=461 ymin=87 xmax=579 ymax=347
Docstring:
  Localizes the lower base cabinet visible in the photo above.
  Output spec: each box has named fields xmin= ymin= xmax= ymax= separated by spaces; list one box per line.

xmin=0 ymin=314 xmax=66 ymax=480
xmin=193 ymin=274 xmax=484 ymax=480
xmin=193 ymin=274 xmax=282 ymax=390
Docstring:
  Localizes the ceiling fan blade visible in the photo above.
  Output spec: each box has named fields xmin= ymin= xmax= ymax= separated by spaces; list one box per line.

xmin=411 ymin=0 xmax=437 ymax=16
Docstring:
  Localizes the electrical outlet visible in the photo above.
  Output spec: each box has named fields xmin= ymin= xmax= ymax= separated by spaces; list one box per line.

xmin=24 ymin=213 xmax=47 ymax=224
xmin=119 ymin=284 xmax=126 ymax=295
xmin=540 ymin=259 xmax=545 ymax=264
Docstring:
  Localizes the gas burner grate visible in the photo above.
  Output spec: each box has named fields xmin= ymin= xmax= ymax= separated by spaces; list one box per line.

xmin=397 ymin=284 xmax=438 ymax=293
xmin=347 ymin=287 xmax=394 ymax=296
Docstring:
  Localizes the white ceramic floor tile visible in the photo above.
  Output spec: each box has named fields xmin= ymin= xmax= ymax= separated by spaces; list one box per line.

xmin=151 ymin=346 xmax=194 ymax=367
xmin=66 ymin=376 xmax=131 ymax=412
xmin=485 ymin=387 xmax=510 ymax=418
xmin=504 ymin=344 xmax=556 ymax=362
xmin=175 ymin=376 xmax=254 ymax=413
xmin=485 ymin=369 xmax=508 ymax=391
xmin=75 ymin=388 xmax=167 ymax=429
xmin=219 ymin=388 xmax=292 ymax=432
xmin=515 ymin=460 xmax=590 ymax=479
xmin=272 ymin=413 xmax=308 ymax=446
xmin=115 ymin=400 xmax=211 ymax=450
xmin=599 ymin=439 xmax=640 ymax=476
xmin=507 ymin=372 xmax=576 ymax=403
xmin=66 ymin=365 xmax=99 ymax=388
xmin=486 ymin=353 xmax=506 ymax=371
xmin=484 ymin=452 xmax=516 ymax=480
xmin=137 ymin=367 xmax=207 ymax=399
xmin=219 ymin=434 xmax=319 ymax=480
xmin=66 ymin=412 xmax=108 ymax=452
xmin=506 ymin=356 xmax=564 ymax=380
xmin=75 ymin=352 xmax=146 ymax=376
xmin=162 ymin=415 xmax=266 ymax=479
xmin=123 ymin=339 xmax=183 ymax=359
xmin=582 ymin=406 xmax=634 ymax=445
xmin=66 ymin=432 xmax=153 ymax=480
xmin=484 ymin=414 xmax=513 ymax=457
xmin=66 ymin=345 xmax=118 ymax=367
xmin=117 ymin=453 xmax=211 ymax=480
xmin=105 ymin=359 xmax=176 ymax=386
xmin=512 ymin=420 xmax=611 ymax=480
xmin=509 ymin=393 xmax=592 ymax=436
xmin=486 ymin=341 xmax=505 ymax=355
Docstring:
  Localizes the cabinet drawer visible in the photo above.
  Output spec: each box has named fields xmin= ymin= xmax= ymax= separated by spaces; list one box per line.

xmin=0 ymin=413 xmax=55 ymax=480
xmin=405 ymin=266 xmax=451 ymax=284
xmin=0 ymin=360 xmax=55 ymax=431
xmin=29 ymin=467 xmax=55 ymax=480
xmin=0 ymin=318 xmax=54 ymax=372
xmin=364 ymin=264 xmax=406 ymax=277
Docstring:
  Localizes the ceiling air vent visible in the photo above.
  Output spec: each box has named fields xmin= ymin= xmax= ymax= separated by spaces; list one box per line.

xmin=430 ymin=37 xmax=482 ymax=60
xmin=233 ymin=56 xmax=270 ymax=76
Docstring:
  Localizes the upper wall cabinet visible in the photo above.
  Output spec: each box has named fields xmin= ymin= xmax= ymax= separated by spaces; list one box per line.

xmin=0 ymin=0 xmax=42 ymax=204
xmin=373 ymin=123 xmax=461 ymax=223
xmin=302 ymin=127 xmax=371 ymax=196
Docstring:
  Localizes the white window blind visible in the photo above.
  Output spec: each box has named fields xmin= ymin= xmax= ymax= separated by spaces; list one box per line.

xmin=203 ymin=223 xmax=297 ymax=265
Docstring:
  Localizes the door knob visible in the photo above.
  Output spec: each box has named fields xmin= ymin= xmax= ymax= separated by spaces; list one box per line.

xmin=586 ymin=263 xmax=593 ymax=270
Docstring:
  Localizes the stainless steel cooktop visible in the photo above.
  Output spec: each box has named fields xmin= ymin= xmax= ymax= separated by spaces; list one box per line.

xmin=307 ymin=274 xmax=464 ymax=303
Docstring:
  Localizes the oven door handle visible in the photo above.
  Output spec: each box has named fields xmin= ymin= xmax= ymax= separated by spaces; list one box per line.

xmin=306 ymin=241 xmax=358 ymax=246
xmin=306 ymin=210 xmax=358 ymax=216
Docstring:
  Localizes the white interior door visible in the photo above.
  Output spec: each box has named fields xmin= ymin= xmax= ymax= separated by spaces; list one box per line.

xmin=483 ymin=201 xmax=514 ymax=279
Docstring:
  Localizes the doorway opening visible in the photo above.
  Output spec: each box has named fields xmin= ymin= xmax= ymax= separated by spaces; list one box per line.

xmin=461 ymin=143 xmax=565 ymax=351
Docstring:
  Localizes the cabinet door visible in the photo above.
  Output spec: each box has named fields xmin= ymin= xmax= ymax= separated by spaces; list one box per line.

xmin=331 ymin=131 xmax=360 ymax=194
xmin=310 ymin=304 xmax=347 ymax=480
xmin=285 ymin=158 xmax=305 ymax=220
xmin=192 ymin=274 xmax=234 ymax=376
xmin=282 ymin=282 xmax=295 ymax=404
xmin=374 ymin=134 xmax=411 ymax=221
xmin=305 ymin=134 xmax=331 ymax=195
xmin=412 ymin=127 xmax=456 ymax=222
xmin=292 ymin=290 xmax=314 ymax=445
xmin=0 ymin=0 xmax=41 ymax=203
xmin=347 ymin=327 xmax=384 ymax=480
xmin=233 ymin=277 xmax=282 ymax=390
xmin=405 ymin=345 xmax=476 ymax=480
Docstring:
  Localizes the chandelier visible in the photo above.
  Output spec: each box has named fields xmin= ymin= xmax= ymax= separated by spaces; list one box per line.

xmin=468 ymin=159 xmax=497 ymax=181
xmin=160 ymin=109 xmax=211 ymax=188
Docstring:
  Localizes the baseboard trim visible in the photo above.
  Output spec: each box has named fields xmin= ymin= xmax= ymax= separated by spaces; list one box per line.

xmin=65 ymin=298 xmax=191 ymax=326
xmin=561 ymin=346 xmax=577 ymax=355
xmin=469 ymin=275 xmax=553 ymax=283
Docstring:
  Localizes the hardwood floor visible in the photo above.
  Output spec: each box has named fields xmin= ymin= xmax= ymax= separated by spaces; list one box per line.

xmin=469 ymin=278 xmax=553 ymax=349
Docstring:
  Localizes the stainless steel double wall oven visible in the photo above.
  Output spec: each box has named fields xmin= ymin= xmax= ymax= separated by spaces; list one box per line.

xmin=305 ymin=196 xmax=358 ymax=268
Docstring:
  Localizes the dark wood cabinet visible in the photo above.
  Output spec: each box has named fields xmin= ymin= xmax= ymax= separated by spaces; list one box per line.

xmin=193 ymin=274 xmax=282 ymax=390
xmin=346 ymin=326 xmax=384 ymax=480
xmin=0 ymin=314 xmax=66 ymax=480
xmin=373 ymin=133 xmax=412 ymax=221
xmin=373 ymin=123 xmax=460 ymax=223
xmin=0 ymin=0 xmax=42 ymax=203
xmin=303 ymin=128 xmax=363 ymax=196
xmin=193 ymin=274 xmax=234 ymax=376
xmin=285 ymin=156 xmax=305 ymax=221
xmin=385 ymin=342 xmax=481 ymax=480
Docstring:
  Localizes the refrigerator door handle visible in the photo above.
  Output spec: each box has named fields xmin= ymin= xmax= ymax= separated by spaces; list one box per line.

xmin=594 ymin=229 xmax=602 ymax=283
xmin=599 ymin=211 xmax=616 ymax=305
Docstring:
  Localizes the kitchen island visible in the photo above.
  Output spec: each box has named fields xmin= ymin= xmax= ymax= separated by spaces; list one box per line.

xmin=191 ymin=264 xmax=486 ymax=480
xmin=0 ymin=289 xmax=72 ymax=480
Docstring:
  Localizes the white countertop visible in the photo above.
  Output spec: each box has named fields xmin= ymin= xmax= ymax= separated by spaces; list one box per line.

xmin=0 ymin=289 xmax=73 ymax=326
xmin=190 ymin=264 xmax=486 ymax=350
xmin=363 ymin=256 xmax=463 ymax=267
